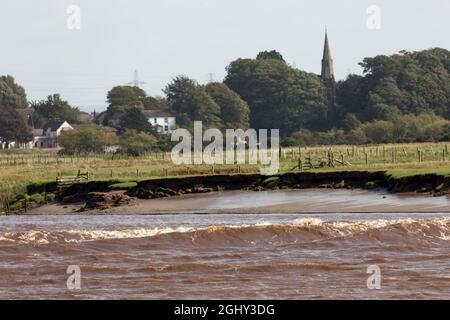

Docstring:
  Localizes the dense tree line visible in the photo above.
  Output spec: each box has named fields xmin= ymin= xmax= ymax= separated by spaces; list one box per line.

xmin=225 ymin=51 xmax=328 ymax=137
xmin=3 ymin=47 xmax=450 ymax=152
xmin=30 ymin=94 xmax=82 ymax=128
xmin=336 ymin=48 xmax=450 ymax=123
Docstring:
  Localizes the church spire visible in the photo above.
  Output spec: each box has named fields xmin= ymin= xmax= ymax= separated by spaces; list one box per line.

xmin=321 ymin=29 xmax=335 ymax=81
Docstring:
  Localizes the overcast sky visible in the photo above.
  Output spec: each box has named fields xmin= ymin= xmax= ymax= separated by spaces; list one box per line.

xmin=0 ymin=0 xmax=449 ymax=112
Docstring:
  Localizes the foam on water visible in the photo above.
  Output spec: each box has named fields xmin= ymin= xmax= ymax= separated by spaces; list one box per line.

xmin=1 ymin=217 xmax=449 ymax=245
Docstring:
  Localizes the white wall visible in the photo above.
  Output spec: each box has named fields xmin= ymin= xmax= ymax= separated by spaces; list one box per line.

xmin=148 ymin=116 xmax=176 ymax=134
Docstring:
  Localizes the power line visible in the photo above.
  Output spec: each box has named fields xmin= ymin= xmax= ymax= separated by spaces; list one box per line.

xmin=206 ymin=72 xmax=216 ymax=83
xmin=126 ymin=69 xmax=146 ymax=87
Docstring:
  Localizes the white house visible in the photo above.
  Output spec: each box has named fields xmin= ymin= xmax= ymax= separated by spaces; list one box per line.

xmin=35 ymin=120 xmax=74 ymax=148
xmin=143 ymin=110 xmax=176 ymax=134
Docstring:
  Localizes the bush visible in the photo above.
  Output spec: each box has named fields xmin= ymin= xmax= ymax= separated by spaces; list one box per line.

xmin=364 ymin=120 xmax=394 ymax=143
xmin=288 ymin=129 xmax=316 ymax=146
xmin=108 ymin=182 xmax=138 ymax=190
xmin=59 ymin=127 xmax=117 ymax=155
xmin=118 ymin=129 xmax=157 ymax=156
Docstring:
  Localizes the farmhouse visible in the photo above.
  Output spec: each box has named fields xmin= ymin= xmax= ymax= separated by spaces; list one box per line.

xmin=35 ymin=120 xmax=74 ymax=148
xmin=0 ymin=120 xmax=74 ymax=149
xmin=143 ymin=110 xmax=176 ymax=134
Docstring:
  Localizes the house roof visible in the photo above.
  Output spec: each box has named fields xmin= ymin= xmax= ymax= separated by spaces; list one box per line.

xmin=142 ymin=110 xmax=176 ymax=118
xmin=43 ymin=120 xmax=67 ymax=132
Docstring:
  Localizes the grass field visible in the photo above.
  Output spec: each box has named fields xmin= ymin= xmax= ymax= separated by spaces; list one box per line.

xmin=2 ymin=141 xmax=450 ymax=212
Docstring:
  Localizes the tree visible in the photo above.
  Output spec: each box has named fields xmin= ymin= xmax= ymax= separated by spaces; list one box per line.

xmin=363 ymin=120 xmax=395 ymax=143
xmin=30 ymin=94 xmax=81 ymax=128
xmin=342 ymin=114 xmax=362 ymax=132
xmin=256 ymin=50 xmax=285 ymax=62
xmin=337 ymin=48 xmax=450 ymax=121
xmin=119 ymin=129 xmax=157 ymax=156
xmin=143 ymin=96 xmax=168 ymax=110
xmin=285 ymin=129 xmax=316 ymax=146
xmin=225 ymin=55 xmax=328 ymax=137
xmin=164 ymin=76 xmax=221 ymax=129
xmin=0 ymin=106 xmax=33 ymax=145
xmin=107 ymin=86 xmax=146 ymax=108
xmin=58 ymin=127 xmax=117 ymax=154
xmin=204 ymin=83 xmax=250 ymax=129
xmin=104 ymin=86 xmax=167 ymax=129
xmin=0 ymin=75 xmax=28 ymax=109
xmin=119 ymin=107 xmax=155 ymax=133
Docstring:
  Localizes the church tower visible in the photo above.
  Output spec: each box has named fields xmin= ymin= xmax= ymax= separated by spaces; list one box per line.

xmin=321 ymin=29 xmax=336 ymax=118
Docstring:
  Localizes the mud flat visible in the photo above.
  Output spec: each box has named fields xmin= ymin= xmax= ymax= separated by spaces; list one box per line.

xmin=27 ymin=188 xmax=450 ymax=215
xmin=15 ymin=170 xmax=450 ymax=215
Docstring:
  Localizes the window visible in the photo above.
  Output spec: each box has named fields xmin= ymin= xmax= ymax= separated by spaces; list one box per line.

xmin=164 ymin=117 xmax=168 ymax=124
xmin=154 ymin=118 xmax=157 ymax=123
xmin=164 ymin=125 xmax=169 ymax=132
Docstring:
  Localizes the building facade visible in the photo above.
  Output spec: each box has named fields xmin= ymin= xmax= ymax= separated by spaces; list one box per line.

xmin=0 ymin=120 xmax=74 ymax=149
xmin=143 ymin=110 xmax=176 ymax=134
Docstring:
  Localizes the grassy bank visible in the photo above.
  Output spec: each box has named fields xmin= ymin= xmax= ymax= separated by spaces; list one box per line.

xmin=4 ymin=168 xmax=450 ymax=214
xmin=2 ymin=142 xmax=450 ymax=214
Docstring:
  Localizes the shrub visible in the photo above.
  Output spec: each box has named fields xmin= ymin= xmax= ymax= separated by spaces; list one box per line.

xmin=108 ymin=182 xmax=138 ymax=190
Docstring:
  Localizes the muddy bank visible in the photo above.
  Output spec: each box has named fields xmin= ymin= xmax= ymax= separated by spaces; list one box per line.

xmin=26 ymin=189 xmax=450 ymax=215
xmin=11 ymin=170 xmax=450 ymax=214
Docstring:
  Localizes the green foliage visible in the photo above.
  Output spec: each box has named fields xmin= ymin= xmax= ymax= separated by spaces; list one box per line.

xmin=285 ymin=112 xmax=450 ymax=146
xmin=10 ymin=192 xmax=50 ymax=210
xmin=119 ymin=107 xmax=155 ymax=133
xmin=337 ymin=48 xmax=450 ymax=122
xmin=164 ymin=76 xmax=222 ymax=129
xmin=225 ymin=55 xmax=328 ymax=137
xmin=365 ymin=181 xmax=378 ymax=190
xmin=284 ymin=129 xmax=316 ymax=146
xmin=0 ymin=182 xmax=26 ymax=213
xmin=30 ymin=94 xmax=81 ymax=128
xmin=364 ymin=120 xmax=395 ymax=143
xmin=143 ymin=96 xmax=168 ymax=110
xmin=204 ymin=82 xmax=250 ymax=129
xmin=108 ymin=181 xmax=138 ymax=190
xmin=0 ymin=105 xmax=33 ymax=143
xmin=256 ymin=50 xmax=285 ymax=62
xmin=342 ymin=114 xmax=362 ymax=132
xmin=105 ymin=87 xmax=170 ymax=132
xmin=26 ymin=179 xmax=56 ymax=194
xmin=107 ymin=86 xmax=146 ymax=108
xmin=58 ymin=126 xmax=117 ymax=154
xmin=261 ymin=176 xmax=279 ymax=188
xmin=118 ymin=129 xmax=157 ymax=156
xmin=0 ymin=75 xmax=28 ymax=108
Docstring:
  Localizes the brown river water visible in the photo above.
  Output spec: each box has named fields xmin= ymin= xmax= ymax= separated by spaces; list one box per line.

xmin=0 ymin=190 xmax=450 ymax=299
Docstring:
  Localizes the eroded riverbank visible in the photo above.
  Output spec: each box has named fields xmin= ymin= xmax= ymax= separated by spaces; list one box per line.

xmin=27 ymin=188 xmax=450 ymax=215
xmin=15 ymin=170 xmax=450 ymax=215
